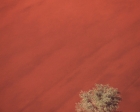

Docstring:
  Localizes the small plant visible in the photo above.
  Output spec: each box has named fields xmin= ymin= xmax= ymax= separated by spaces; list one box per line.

xmin=75 ymin=84 xmax=122 ymax=112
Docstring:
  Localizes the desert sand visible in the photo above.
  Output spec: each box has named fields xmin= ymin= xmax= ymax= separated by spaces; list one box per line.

xmin=0 ymin=0 xmax=140 ymax=112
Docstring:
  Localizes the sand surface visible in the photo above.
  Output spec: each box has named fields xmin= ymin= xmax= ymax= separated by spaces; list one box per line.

xmin=0 ymin=0 xmax=140 ymax=112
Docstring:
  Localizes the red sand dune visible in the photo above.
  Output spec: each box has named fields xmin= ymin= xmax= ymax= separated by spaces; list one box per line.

xmin=0 ymin=0 xmax=140 ymax=112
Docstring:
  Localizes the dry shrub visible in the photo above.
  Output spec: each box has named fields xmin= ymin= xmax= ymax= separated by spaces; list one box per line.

xmin=76 ymin=84 xmax=122 ymax=112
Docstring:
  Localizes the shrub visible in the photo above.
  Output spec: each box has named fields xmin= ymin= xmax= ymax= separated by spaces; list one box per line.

xmin=75 ymin=84 xmax=122 ymax=112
